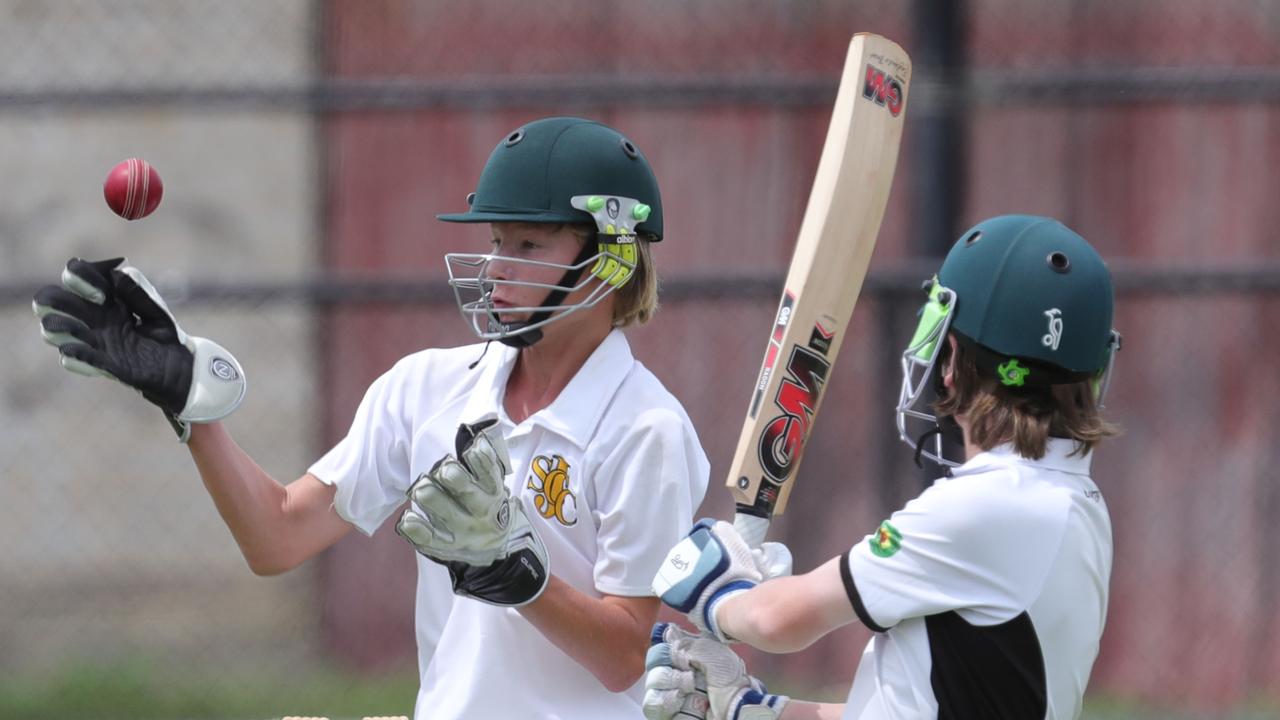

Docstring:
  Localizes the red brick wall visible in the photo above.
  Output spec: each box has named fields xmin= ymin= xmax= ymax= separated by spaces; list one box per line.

xmin=316 ymin=0 xmax=1280 ymax=709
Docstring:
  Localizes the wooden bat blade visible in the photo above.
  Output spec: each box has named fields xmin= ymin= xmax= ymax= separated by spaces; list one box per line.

xmin=728 ymin=33 xmax=911 ymax=534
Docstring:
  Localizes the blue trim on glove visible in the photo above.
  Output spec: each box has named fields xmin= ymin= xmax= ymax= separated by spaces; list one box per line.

xmin=659 ymin=520 xmax=732 ymax=613
xmin=704 ymin=580 xmax=756 ymax=640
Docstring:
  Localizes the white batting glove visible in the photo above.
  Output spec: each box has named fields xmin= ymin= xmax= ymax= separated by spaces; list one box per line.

xmin=752 ymin=542 xmax=794 ymax=581
xmin=644 ymin=623 xmax=788 ymax=720
xmin=396 ymin=420 xmax=549 ymax=607
xmin=653 ymin=519 xmax=784 ymax=642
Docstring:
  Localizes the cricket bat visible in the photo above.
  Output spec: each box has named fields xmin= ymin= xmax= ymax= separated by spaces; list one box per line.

xmin=730 ymin=33 xmax=911 ymax=548
xmin=648 ymin=35 xmax=909 ymax=720
xmin=648 ymin=35 xmax=911 ymax=720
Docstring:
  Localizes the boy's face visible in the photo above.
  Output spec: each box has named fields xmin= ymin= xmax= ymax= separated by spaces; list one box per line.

xmin=484 ymin=223 xmax=588 ymax=324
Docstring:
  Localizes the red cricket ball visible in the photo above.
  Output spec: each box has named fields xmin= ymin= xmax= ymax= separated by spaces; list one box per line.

xmin=103 ymin=158 xmax=163 ymax=220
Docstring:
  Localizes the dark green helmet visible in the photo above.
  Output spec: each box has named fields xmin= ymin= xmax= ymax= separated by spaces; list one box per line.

xmin=940 ymin=214 xmax=1115 ymax=377
xmin=897 ymin=215 xmax=1121 ymax=466
xmin=438 ymin=116 xmax=664 ymax=240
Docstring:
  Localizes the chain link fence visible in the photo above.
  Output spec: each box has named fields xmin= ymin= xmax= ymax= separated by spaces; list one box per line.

xmin=1 ymin=1 xmax=1278 ymax=718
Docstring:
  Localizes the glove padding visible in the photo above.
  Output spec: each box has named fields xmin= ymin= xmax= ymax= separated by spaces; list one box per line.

xmin=396 ymin=420 xmax=549 ymax=607
xmin=643 ymin=623 xmax=788 ymax=720
xmin=651 ymin=519 xmax=792 ymax=642
xmin=32 ymin=258 xmax=246 ymax=441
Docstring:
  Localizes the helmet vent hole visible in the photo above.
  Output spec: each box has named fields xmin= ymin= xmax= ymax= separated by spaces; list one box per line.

xmin=1047 ymin=251 xmax=1071 ymax=273
xmin=963 ymin=230 xmax=982 ymax=246
xmin=504 ymin=130 xmax=525 ymax=147
xmin=620 ymin=140 xmax=639 ymax=159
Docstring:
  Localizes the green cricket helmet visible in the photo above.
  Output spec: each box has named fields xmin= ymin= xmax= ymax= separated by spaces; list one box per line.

xmin=438 ymin=117 xmax=663 ymax=347
xmin=897 ymin=215 xmax=1122 ymax=466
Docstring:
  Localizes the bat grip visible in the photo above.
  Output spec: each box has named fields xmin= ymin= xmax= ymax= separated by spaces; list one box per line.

xmin=733 ymin=510 xmax=772 ymax=549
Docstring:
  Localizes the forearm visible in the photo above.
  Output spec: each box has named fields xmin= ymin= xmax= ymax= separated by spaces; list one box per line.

xmin=519 ymin=576 xmax=657 ymax=693
xmin=717 ymin=557 xmax=854 ymax=653
xmin=781 ymin=701 xmax=848 ymax=720
xmin=187 ymin=422 xmax=316 ymax=574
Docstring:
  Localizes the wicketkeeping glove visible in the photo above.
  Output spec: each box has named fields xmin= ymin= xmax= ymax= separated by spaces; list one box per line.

xmin=651 ymin=519 xmax=792 ymax=643
xmin=643 ymin=623 xmax=788 ymax=720
xmin=32 ymin=257 xmax=246 ymax=442
xmin=396 ymin=419 xmax=549 ymax=607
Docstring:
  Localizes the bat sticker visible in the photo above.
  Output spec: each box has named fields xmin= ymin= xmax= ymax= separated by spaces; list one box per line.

xmin=748 ymin=291 xmax=798 ymax=419
xmin=757 ymin=327 xmax=834 ymax=484
xmin=862 ymin=63 xmax=905 ymax=116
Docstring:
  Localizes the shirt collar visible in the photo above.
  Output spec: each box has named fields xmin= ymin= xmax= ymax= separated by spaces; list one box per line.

xmin=458 ymin=341 xmax=520 ymax=430
xmin=459 ymin=329 xmax=635 ymax=449
xmin=953 ymin=437 xmax=1093 ymax=477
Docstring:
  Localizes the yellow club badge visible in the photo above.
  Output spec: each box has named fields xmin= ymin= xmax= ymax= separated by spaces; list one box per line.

xmin=528 ymin=454 xmax=578 ymax=527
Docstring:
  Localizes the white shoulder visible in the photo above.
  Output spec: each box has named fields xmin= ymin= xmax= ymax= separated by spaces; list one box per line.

xmin=388 ymin=342 xmax=487 ymax=376
xmin=911 ymin=468 xmax=1074 ymax=543
xmin=588 ymin=361 xmax=708 ymax=478
xmin=613 ymin=360 xmax=693 ymax=420
xmin=380 ymin=342 xmax=488 ymax=390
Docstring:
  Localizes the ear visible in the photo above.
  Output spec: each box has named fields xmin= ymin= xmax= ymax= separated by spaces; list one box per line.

xmin=942 ymin=333 xmax=959 ymax=390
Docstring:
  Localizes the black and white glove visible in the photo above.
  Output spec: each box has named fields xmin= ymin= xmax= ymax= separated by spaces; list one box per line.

xmin=643 ymin=623 xmax=789 ymax=720
xmin=32 ymin=258 xmax=246 ymax=442
xmin=652 ymin=519 xmax=793 ymax=642
xmin=396 ymin=419 xmax=549 ymax=607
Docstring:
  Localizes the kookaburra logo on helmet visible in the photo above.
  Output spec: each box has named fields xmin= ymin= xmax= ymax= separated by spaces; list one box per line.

xmin=1042 ymin=308 xmax=1063 ymax=351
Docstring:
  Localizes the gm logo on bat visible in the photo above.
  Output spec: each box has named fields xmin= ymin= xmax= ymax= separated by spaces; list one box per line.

xmin=863 ymin=63 xmax=905 ymax=116
xmin=757 ymin=324 xmax=835 ymax=485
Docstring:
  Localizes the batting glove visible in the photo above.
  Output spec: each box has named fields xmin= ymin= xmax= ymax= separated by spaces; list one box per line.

xmin=651 ymin=519 xmax=791 ymax=643
xmin=644 ymin=623 xmax=788 ymax=720
xmin=32 ymin=257 xmax=246 ymax=442
xmin=396 ymin=419 xmax=549 ymax=607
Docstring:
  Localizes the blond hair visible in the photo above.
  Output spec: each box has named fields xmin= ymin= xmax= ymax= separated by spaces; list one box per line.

xmin=610 ymin=236 xmax=659 ymax=327
xmin=934 ymin=335 xmax=1120 ymax=459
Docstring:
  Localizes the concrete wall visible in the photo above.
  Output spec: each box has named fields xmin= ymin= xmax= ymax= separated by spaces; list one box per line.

xmin=0 ymin=1 xmax=322 ymax=676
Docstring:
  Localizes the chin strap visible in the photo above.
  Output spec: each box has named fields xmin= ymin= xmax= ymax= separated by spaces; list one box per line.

xmin=495 ymin=234 xmax=598 ymax=348
xmin=913 ymin=426 xmax=943 ymax=469
xmin=467 ymin=340 xmax=494 ymax=371
xmin=914 ymin=348 xmax=962 ymax=471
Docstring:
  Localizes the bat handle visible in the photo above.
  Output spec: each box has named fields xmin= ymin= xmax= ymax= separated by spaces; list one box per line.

xmin=733 ymin=510 xmax=772 ymax=549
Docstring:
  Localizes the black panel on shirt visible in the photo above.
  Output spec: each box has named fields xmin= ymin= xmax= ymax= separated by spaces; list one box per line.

xmin=927 ymin=611 xmax=1047 ymax=720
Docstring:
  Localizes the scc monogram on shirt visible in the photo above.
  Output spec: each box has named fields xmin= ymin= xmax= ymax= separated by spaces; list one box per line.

xmin=527 ymin=454 xmax=578 ymax=526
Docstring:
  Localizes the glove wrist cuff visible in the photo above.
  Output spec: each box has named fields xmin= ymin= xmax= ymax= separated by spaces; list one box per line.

xmin=705 ymin=582 xmax=753 ymax=643
xmin=178 ymin=335 xmax=246 ymax=423
xmin=732 ymin=687 xmax=789 ymax=720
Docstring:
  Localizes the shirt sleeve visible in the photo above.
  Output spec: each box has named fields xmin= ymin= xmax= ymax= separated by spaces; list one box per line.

xmin=845 ymin=475 xmax=1070 ymax=630
xmin=589 ymin=408 xmax=710 ymax=596
xmin=308 ymin=358 xmax=418 ymax=536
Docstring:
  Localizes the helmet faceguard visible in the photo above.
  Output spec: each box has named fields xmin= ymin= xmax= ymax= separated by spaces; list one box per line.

xmin=896 ymin=276 xmax=959 ymax=467
xmin=445 ymin=194 xmax=650 ymax=345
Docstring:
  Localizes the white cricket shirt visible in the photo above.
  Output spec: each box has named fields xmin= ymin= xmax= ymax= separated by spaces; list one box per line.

xmin=840 ymin=439 xmax=1112 ymax=720
xmin=309 ymin=329 xmax=709 ymax=720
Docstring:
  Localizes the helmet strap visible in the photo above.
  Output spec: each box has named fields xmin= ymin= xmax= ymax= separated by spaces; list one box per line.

xmin=912 ymin=425 xmax=943 ymax=469
xmin=497 ymin=232 xmax=598 ymax=349
xmin=914 ymin=340 xmax=963 ymax=472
